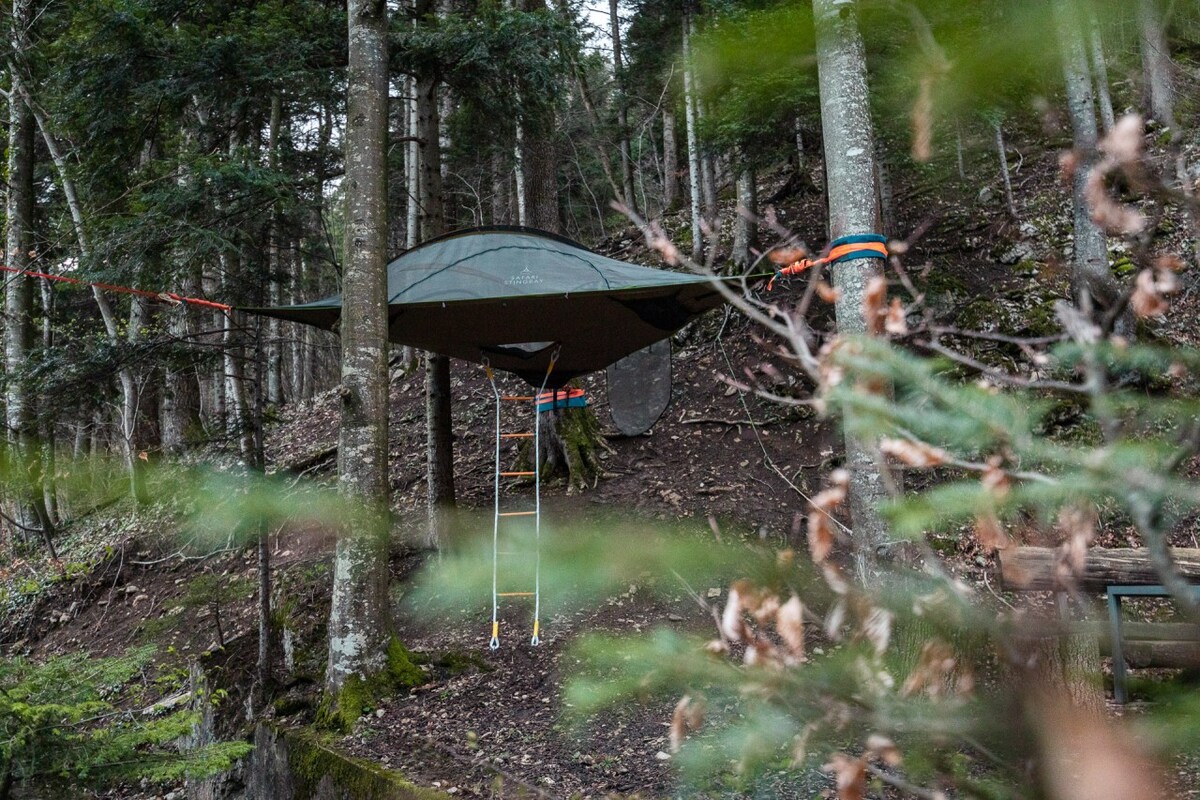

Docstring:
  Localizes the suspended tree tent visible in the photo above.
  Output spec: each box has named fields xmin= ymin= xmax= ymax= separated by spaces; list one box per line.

xmin=250 ymin=226 xmax=730 ymax=385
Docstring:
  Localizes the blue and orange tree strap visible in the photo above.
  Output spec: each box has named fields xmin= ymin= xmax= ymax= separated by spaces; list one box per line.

xmin=766 ymin=233 xmax=889 ymax=291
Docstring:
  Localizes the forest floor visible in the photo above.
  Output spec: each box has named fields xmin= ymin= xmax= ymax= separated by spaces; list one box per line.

xmin=4 ymin=126 xmax=1200 ymax=799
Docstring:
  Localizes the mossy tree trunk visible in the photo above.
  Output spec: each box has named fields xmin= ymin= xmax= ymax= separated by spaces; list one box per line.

xmin=326 ymin=0 xmax=395 ymax=708
xmin=536 ymin=404 xmax=613 ymax=493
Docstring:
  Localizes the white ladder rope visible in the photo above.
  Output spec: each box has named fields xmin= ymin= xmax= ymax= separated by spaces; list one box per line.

xmin=485 ymin=349 xmax=559 ymax=650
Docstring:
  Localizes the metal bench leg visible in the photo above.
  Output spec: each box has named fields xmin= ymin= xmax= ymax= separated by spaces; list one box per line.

xmin=1107 ymin=592 xmax=1128 ymax=704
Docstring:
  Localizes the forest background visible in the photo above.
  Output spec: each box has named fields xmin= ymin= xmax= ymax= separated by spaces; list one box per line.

xmin=3 ymin=0 xmax=1200 ymax=798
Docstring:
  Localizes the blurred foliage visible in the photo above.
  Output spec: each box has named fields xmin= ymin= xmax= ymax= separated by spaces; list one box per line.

xmin=0 ymin=646 xmax=250 ymax=794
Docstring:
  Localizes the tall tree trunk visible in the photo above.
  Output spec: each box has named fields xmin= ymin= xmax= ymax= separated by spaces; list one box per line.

xmin=1088 ymin=12 xmax=1116 ymax=133
xmin=514 ymin=118 xmax=528 ymax=226
xmin=161 ymin=273 xmax=199 ymax=455
xmin=813 ymin=0 xmax=891 ymax=581
xmin=4 ymin=38 xmax=54 ymax=554
xmin=1055 ymin=0 xmax=1118 ymax=313
xmin=38 ymin=280 xmax=58 ymax=526
xmin=122 ymin=296 xmax=150 ymax=505
xmin=731 ymin=166 xmax=757 ymax=269
xmin=610 ymin=0 xmax=637 ymax=216
xmin=662 ymin=107 xmax=680 ymax=211
xmin=491 ymin=149 xmax=511 ymax=224
xmin=682 ymin=15 xmax=703 ymax=259
xmin=326 ymin=0 xmax=394 ymax=698
xmin=415 ymin=17 xmax=457 ymax=550
xmin=266 ymin=94 xmax=284 ymax=407
xmin=406 ymin=75 xmax=421 ymax=249
xmin=1138 ymin=0 xmax=1176 ymax=132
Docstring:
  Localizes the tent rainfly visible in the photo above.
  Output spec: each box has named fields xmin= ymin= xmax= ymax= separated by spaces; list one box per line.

xmin=251 ymin=227 xmax=730 ymax=385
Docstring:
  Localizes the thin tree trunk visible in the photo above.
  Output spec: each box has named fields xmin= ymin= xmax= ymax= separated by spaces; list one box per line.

xmin=1055 ymin=0 xmax=1117 ymax=313
xmin=326 ymin=0 xmax=393 ymax=697
xmin=38 ymin=280 xmax=58 ymax=526
xmin=955 ymin=120 xmax=965 ymax=180
xmin=663 ymin=107 xmax=679 ymax=211
xmin=682 ymin=16 xmax=703 ymax=259
xmin=813 ymin=0 xmax=891 ymax=581
xmin=731 ymin=166 xmax=757 ymax=269
xmin=1088 ymin=12 xmax=1116 ymax=133
xmin=1138 ymin=0 xmax=1176 ymax=132
xmin=425 ymin=352 xmax=455 ymax=549
xmin=610 ymin=0 xmax=637 ymax=216
xmin=266 ymin=94 xmax=284 ymax=407
xmin=4 ymin=37 xmax=54 ymax=552
xmin=514 ymin=119 xmax=528 ymax=226
xmin=491 ymin=149 xmax=510 ymax=224
xmin=415 ymin=19 xmax=456 ymax=550
xmin=406 ymin=75 xmax=421 ymax=249
xmin=875 ymin=137 xmax=896 ymax=236
xmin=994 ymin=120 xmax=1018 ymax=220
xmin=795 ymin=117 xmax=806 ymax=171
xmin=122 ymin=296 xmax=150 ymax=504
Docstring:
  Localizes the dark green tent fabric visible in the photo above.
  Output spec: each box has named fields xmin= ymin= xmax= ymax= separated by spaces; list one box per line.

xmin=249 ymin=227 xmax=729 ymax=385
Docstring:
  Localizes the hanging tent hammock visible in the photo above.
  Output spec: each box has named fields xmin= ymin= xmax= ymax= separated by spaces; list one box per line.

xmin=249 ymin=226 xmax=731 ymax=386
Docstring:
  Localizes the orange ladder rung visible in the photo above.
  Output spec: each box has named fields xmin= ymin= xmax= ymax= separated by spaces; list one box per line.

xmin=497 ymin=592 xmax=535 ymax=597
xmin=501 ymin=432 xmax=534 ymax=439
xmin=498 ymin=510 xmax=536 ymax=517
xmin=500 ymin=471 xmax=535 ymax=477
xmin=501 ymin=395 xmax=535 ymax=402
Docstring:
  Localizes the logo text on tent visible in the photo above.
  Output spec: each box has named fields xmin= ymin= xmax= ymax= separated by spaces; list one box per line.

xmin=505 ymin=266 xmax=543 ymax=286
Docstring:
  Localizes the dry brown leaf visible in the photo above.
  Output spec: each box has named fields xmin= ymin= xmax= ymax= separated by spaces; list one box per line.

xmin=807 ymin=470 xmax=848 ymax=564
xmin=911 ymin=74 xmax=935 ymax=162
xmin=879 ymin=437 xmax=948 ymax=467
xmin=775 ymin=595 xmax=805 ymax=659
xmin=974 ymin=512 xmax=1011 ymax=553
xmin=704 ymin=638 xmax=729 ymax=656
xmin=864 ymin=275 xmax=888 ymax=335
xmin=816 ymin=281 xmax=842 ymax=303
xmin=1131 ymin=268 xmax=1170 ymax=317
xmin=825 ymin=598 xmax=848 ymax=641
xmin=981 ymin=455 xmax=1010 ymax=499
xmin=861 ymin=606 xmax=893 ymax=656
xmin=1058 ymin=150 xmax=1079 ymax=183
xmin=751 ymin=593 xmax=781 ymax=625
xmin=901 ymin=639 xmax=957 ymax=697
xmin=884 ymin=297 xmax=908 ymax=335
xmin=1098 ymin=113 xmax=1143 ymax=165
xmin=1085 ymin=168 xmax=1146 ymax=234
xmin=865 ymin=733 xmax=903 ymax=767
xmin=1035 ymin=695 xmax=1168 ymax=800
xmin=669 ymin=695 xmax=706 ymax=753
xmin=721 ymin=584 xmax=747 ymax=642
xmin=823 ymin=753 xmax=867 ymax=800
xmin=807 ymin=513 xmax=834 ymax=564
xmin=744 ymin=637 xmax=781 ymax=668
xmin=769 ymin=246 xmax=808 ymax=265
xmin=821 ymin=562 xmax=851 ymax=596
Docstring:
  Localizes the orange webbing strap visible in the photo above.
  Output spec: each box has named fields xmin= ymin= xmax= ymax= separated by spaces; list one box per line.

xmin=0 ymin=263 xmax=233 ymax=311
xmin=766 ymin=234 xmax=889 ymax=291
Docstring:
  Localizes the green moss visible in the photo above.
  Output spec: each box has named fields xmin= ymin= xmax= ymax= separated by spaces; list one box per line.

xmin=286 ymin=726 xmax=450 ymax=800
xmin=316 ymin=638 xmax=424 ymax=732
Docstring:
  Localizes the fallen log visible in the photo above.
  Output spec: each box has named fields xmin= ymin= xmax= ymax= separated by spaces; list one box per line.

xmin=1100 ymin=639 xmax=1200 ymax=669
xmin=998 ymin=547 xmax=1200 ymax=593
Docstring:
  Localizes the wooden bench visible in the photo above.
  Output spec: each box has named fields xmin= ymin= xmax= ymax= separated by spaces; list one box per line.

xmin=999 ymin=547 xmax=1200 ymax=703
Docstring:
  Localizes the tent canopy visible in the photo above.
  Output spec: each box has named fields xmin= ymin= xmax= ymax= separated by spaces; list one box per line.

xmin=251 ymin=226 xmax=729 ymax=385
